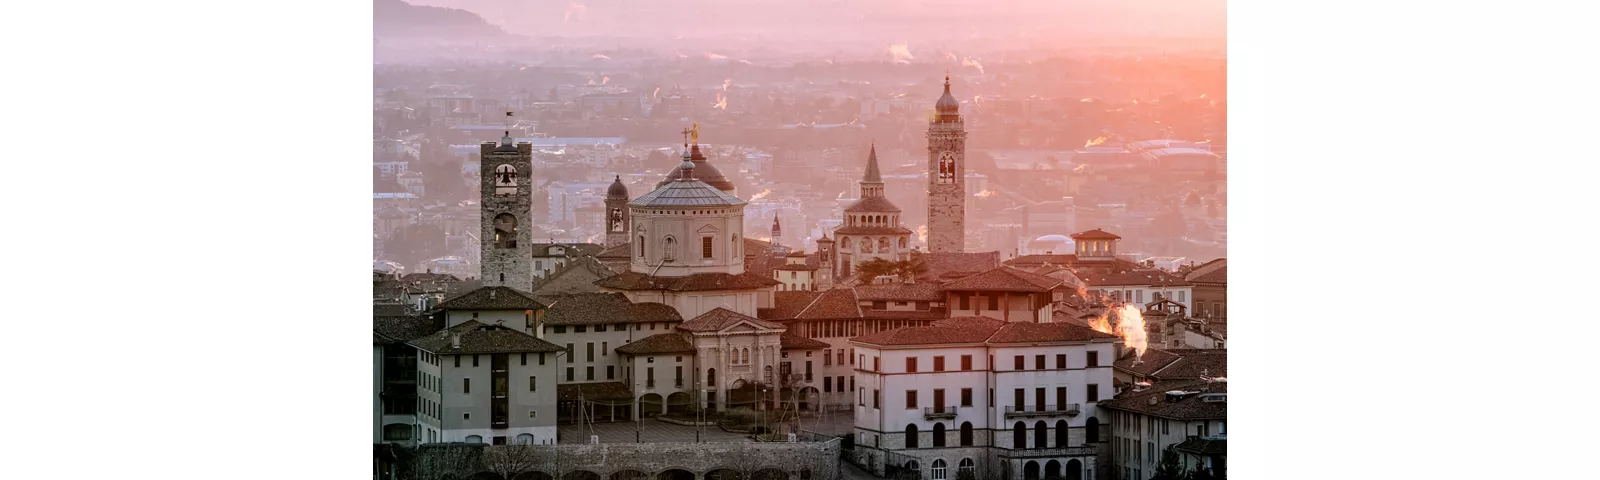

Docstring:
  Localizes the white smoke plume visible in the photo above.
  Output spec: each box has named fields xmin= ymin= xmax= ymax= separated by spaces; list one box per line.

xmin=962 ymin=57 xmax=985 ymax=75
xmin=563 ymin=2 xmax=588 ymax=25
xmin=887 ymin=43 xmax=914 ymax=64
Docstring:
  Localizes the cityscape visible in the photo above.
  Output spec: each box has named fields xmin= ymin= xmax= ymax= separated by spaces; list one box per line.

xmin=373 ymin=1 xmax=1226 ymax=479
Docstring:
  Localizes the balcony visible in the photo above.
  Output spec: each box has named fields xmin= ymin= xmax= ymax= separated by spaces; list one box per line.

xmin=923 ymin=406 xmax=957 ymax=420
xmin=998 ymin=445 xmax=1099 ymax=459
xmin=1004 ymin=403 xmax=1081 ymax=418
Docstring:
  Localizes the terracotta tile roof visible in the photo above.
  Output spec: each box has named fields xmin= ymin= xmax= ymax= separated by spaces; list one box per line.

xmin=408 ymin=321 xmax=564 ymax=355
xmin=767 ymin=291 xmax=825 ymax=319
xmin=594 ymin=271 xmax=781 ymax=292
xmin=850 ymin=316 xmax=1007 ymax=346
xmin=1006 ymin=254 xmax=1078 ymax=267
xmin=1187 ymin=265 xmax=1226 ymax=284
xmin=558 ymin=381 xmax=634 ymax=402
xmin=787 ymin=288 xmax=864 ymax=319
xmin=436 ymin=286 xmax=548 ymax=311
xmin=374 ymin=304 xmax=417 ymax=316
xmin=614 ymin=332 xmax=696 ymax=355
xmin=537 ymin=292 xmax=682 ymax=325
xmin=678 ymin=307 xmax=786 ymax=332
xmin=597 ymin=242 xmax=632 ymax=259
xmin=1070 ymin=228 xmax=1122 ymax=240
xmin=853 ymin=282 xmax=942 ymax=301
xmin=938 ymin=266 xmax=1064 ymax=292
xmin=861 ymin=309 xmax=948 ymax=320
xmin=843 ymin=196 xmax=903 ymax=213
xmin=780 ymin=333 xmax=830 ymax=350
xmin=1114 ymin=348 xmax=1227 ymax=380
xmin=919 ymin=252 xmax=1001 ymax=281
xmin=1080 ymin=269 xmax=1191 ymax=288
xmin=985 ymin=322 xmax=1120 ymax=344
xmin=1173 ymin=437 xmax=1228 ymax=456
xmin=528 ymin=242 xmax=605 ymax=258
xmin=773 ymin=262 xmax=819 ymax=271
xmin=1098 ymin=379 xmax=1228 ymax=420
xmin=374 ymin=315 xmax=445 ymax=342
xmin=833 ymin=225 xmax=916 ymax=236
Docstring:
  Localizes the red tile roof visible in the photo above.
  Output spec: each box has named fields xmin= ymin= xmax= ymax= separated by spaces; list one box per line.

xmin=436 ymin=286 xmax=547 ymax=311
xmin=938 ymin=266 xmax=1064 ymax=292
xmin=780 ymin=333 xmax=830 ymax=350
xmin=850 ymin=316 xmax=1007 ymax=346
xmin=767 ymin=288 xmax=863 ymax=320
xmin=595 ymin=271 xmax=782 ymax=291
xmin=614 ymin=332 xmax=696 ymax=355
xmin=853 ymin=282 xmax=943 ymax=301
xmin=1080 ymin=269 xmax=1191 ymax=287
xmin=986 ymin=322 xmax=1119 ymax=344
xmin=1070 ymin=228 xmax=1122 ymax=240
xmin=919 ymin=252 xmax=1001 ymax=281
xmin=677 ymin=307 xmax=787 ymax=332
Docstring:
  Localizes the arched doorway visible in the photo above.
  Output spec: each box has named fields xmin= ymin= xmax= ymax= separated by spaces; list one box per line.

xmin=610 ymin=471 xmax=648 ymax=480
xmin=666 ymin=392 xmax=691 ymax=416
xmin=656 ymin=470 xmax=694 ymax=480
xmin=1023 ymin=461 xmax=1041 ymax=480
xmin=1085 ymin=417 xmax=1099 ymax=443
xmin=906 ymin=424 xmax=920 ymax=448
xmin=1033 ymin=421 xmax=1048 ymax=450
xmin=1066 ymin=459 xmax=1083 ymax=480
xmin=798 ymin=386 xmax=820 ymax=411
xmin=1013 ymin=421 xmax=1027 ymax=449
xmin=1055 ymin=420 xmax=1070 ymax=448
xmin=640 ymin=393 xmax=665 ymax=418
xmin=959 ymin=422 xmax=974 ymax=446
xmin=1044 ymin=460 xmax=1061 ymax=480
xmin=932 ymin=422 xmax=947 ymax=447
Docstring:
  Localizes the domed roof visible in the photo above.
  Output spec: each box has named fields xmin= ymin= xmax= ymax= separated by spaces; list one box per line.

xmin=606 ymin=175 xmax=629 ymax=199
xmin=1034 ymin=234 xmax=1072 ymax=243
xmin=934 ymin=76 xmax=960 ymax=117
xmin=658 ymin=144 xmax=736 ymax=194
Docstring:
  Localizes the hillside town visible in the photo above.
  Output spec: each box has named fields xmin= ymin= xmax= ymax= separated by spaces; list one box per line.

xmin=375 ymin=74 xmax=1227 ymax=480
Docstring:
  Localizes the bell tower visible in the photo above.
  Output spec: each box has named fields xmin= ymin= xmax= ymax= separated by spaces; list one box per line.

xmin=479 ymin=131 xmax=535 ymax=289
xmin=926 ymin=76 xmax=968 ymax=253
xmin=604 ymin=175 xmax=630 ymax=248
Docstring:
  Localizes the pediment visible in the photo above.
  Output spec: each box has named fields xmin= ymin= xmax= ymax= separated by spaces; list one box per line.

xmin=719 ymin=319 xmax=779 ymax=334
xmin=697 ymin=224 xmax=722 ymax=234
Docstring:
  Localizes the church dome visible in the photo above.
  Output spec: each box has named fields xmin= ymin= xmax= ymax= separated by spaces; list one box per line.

xmin=607 ymin=175 xmax=629 ymax=199
xmin=658 ymin=144 xmax=736 ymax=194
xmin=934 ymin=76 xmax=961 ymax=120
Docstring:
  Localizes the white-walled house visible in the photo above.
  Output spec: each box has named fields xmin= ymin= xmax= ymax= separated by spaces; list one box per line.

xmin=850 ymin=316 xmax=1122 ymax=480
xmin=1099 ymin=378 xmax=1227 ymax=480
xmin=407 ymin=320 xmax=564 ymax=445
xmin=1079 ymin=269 xmax=1194 ymax=312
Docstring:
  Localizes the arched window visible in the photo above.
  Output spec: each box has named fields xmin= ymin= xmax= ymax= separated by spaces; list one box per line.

xmin=931 ymin=459 xmax=948 ymax=480
xmin=900 ymin=237 xmax=908 ymax=248
xmin=515 ymin=433 xmax=534 ymax=445
xmin=1085 ymin=417 xmax=1100 ymax=443
xmin=743 ymin=348 xmax=751 ymax=365
xmin=465 ymin=435 xmax=483 ymax=444
xmin=1034 ymin=421 xmax=1048 ymax=450
xmin=905 ymin=424 xmax=920 ymax=448
xmin=938 ymin=151 xmax=957 ymax=184
xmin=878 ymin=237 xmax=890 ymax=252
xmin=1055 ymin=419 xmax=1070 ymax=448
xmin=493 ymin=214 xmax=518 ymax=248
xmin=960 ymin=421 xmax=974 ymax=446
xmin=663 ymin=236 xmax=677 ymax=261
xmin=707 ymin=368 xmax=716 ymax=387
xmin=841 ymin=237 xmax=852 ymax=249
xmin=905 ymin=461 xmax=921 ymax=476
xmin=638 ymin=235 xmax=646 ymax=258
xmin=932 ymin=422 xmax=947 ymax=447
xmin=958 ymin=459 xmax=975 ymax=479
xmin=1046 ymin=460 xmax=1062 ymax=480
xmin=1013 ymin=421 xmax=1027 ymax=449
xmin=860 ymin=238 xmax=872 ymax=253
xmin=494 ymin=164 xmax=518 ymax=195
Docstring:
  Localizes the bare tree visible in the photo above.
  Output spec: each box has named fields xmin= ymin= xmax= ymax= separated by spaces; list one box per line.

xmin=481 ymin=444 xmax=542 ymax=480
xmin=725 ymin=444 xmax=767 ymax=480
xmin=413 ymin=444 xmax=482 ymax=480
xmin=536 ymin=447 xmax=576 ymax=480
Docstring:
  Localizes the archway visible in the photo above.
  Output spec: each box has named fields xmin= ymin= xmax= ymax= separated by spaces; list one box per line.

xmin=609 ymin=471 xmax=648 ymax=480
xmin=640 ymin=393 xmax=665 ymax=418
xmin=1033 ymin=421 xmax=1048 ymax=450
xmin=1013 ymin=421 xmax=1027 ymax=449
xmin=959 ymin=422 xmax=974 ymax=446
xmin=932 ymin=422 xmax=947 ymax=447
xmin=705 ymin=469 xmax=737 ymax=480
xmin=798 ymin=386 xmax=820 ymax=411
xmin=1023 ymin=461 xmax=1041 ymax=480
xmin=563 ymin=473 xmax=600 ymax=480
xmin=1044 ymin=460 xmax=1061 ymax=480
xmin=655 ymin=470 xmax=694 ymax=480
xmin=666 ymin=392 xmax=691 ymax=416
xmin=753 ymin=468 xmax=789 ymax=480
xmin=1085 ymin=417 xmax=1099 ymax=444
xmin=1055 ymin=420 xmax=1070 ymax=448
xmin=511 ymin=473 xmax=553 ymax=480
xmin=1065 ymin=459 xmax=1083 ymax=480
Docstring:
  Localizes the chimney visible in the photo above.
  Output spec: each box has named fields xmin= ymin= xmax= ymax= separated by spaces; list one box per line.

xmin=451 ymin=333 xmax=461 ymax=348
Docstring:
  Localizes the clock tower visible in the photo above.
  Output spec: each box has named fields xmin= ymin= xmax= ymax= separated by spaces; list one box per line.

xmin=926 ymin=76 xmax=967 ymax=253
xmin=479 ymin=132 xmax=535 ymax=289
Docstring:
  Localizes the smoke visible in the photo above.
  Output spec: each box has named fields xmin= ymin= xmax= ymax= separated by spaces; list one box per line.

xmin=722 ymin=78 xmax=732 ymax=91
xmin=518 ymin=66 xmax=527 ymax=71
xmin=887 ymin=43 xmax=914 ymax=64
xmin=941 ymin=51 xmax=958 ymax=62
xmin=652 ymin=87 xmax=660 ymax=100
xmin=1199 ymin=93 xmax=1208 ymax=99
xmin=713 ymin=92 xmax=728 ymax=110
xmin=1087 ymin=305 xmax=1150 ymax=361
xmin=961 ymin=57 xmax=985 ymax=75
xmin=917 ymin=224 xmax=928 ymax=243
xmin=590 ymin=53 xmax=611 ymax=60
xmin=706 ymin=52 xmax=729 ymax=61
xmin=975 ymin=189 xmax=995 ymax=197
xmin=563 ymin=2 xmax=588 ymax=24
xmin=601 ymin=76 xmax=609 ymax=85
xmin=1084 ymin=136 xmax=1109 ymax=148
xmin=749 ymin=189 xmax=773 ymax=201
xmin=972 ymin=95 xmax=983 ymax=107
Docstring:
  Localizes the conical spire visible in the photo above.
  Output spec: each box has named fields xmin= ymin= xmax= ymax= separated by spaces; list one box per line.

xmin=863 ymin=142 xmax=883 ymax=183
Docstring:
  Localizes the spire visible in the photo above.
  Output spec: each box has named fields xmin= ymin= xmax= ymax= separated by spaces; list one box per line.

xmin=772 ymin=215 xmax=782 ymax=239
xmin=863 ymin=142 xmax=883 ymax=183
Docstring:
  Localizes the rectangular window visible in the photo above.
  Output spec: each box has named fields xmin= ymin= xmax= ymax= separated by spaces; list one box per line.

xmin=565 ymin=344 xmax=573 ymax=360
xmin=1035 ymin=355 xmax=1045 ymax=370
xmin=960 ymin=355 xmax=973 ymax=371
xmin=454 ymin=356 xmax=460 ymax=368
xmin=1178 ymin=291 xmax=1186 ymax=303
xmin=824 ymin=378 xmax=832 ymax=393
xmin=607 ymin=366 xmax=615 ymax=380
xmin=565 ymin=367 xmax=574 ymax=382
xmin=873 ymin=390 xmax=880 ymax=409
xmin=702 ymin=237 xmax=713 ymax=258
xmin=576 ymin=326 xmax=586 ymax=333
xmin=1056 ymin=354 xmax=1067 ymax=369
xmin=960 ymin=388 xmax=973 ymax=407
xmin=958 ymin=293 xmax=970 ymax=310
xmin=987 ymin=295 xmax=999 ymax=310
xmin=1087 ymin=351 xmax=1099 ymax=367
xmin=906 ymin=390 xmax=918 ymax=409
xmin=554 ymin=326 xmax=566 ymax=334
xmin=586 ymin=366 xmax=594 ymax=381
xmin=874 ymin=356 xmax=880 ymax=371
xmin=596 ymin=324 xmax=606 ymax=332
xmin=1014 ymin=356 xmax=1025 ymax=370
xmin=933 ymin=356 xmax=945 ymax=372
xmin=1035 ymin=388 xmax=1045 ymax=411
xmin=1013 ymin=389 xmax=1024 ymax=409
xmin=1088 ymin=384 xmax=1100 ymax=402
xmin=647 ymin=367 xmax=655 ymax=386
xmin=906 ymin=357 xmax=918 ymax=373
xmin=850 ymin=376 xmax=855 ymax=392
xmin=473 ymin=355 xmax=479 ymax=367
xmin=586 ymin=343 xmax=594 ymax=362
xmin=520 ymin=353 xmax=526 ymax=366
xmin=1056 ymin=386 xmax=1067 ymax=407
xmin=602 ymin=342 xmax=608 ymax=356
xmin=872 ymin=300 xmax=887 ymax=310
xmin=1162 ymin=418 xmax=1170 ymax=435
xmin=463 ymin=378 xmax=470 ymax=394
xmin=529 ymin=376 xmax=536 ymax=391
xmin=838 ymin=350 xmax=845 ymax=365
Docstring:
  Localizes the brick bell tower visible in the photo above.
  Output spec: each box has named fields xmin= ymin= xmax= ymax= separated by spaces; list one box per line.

xmin=480 ymin=131 xmax=535 ymax=289
xmin=604 ymin=175 xmax=630 ymax=248
xmin=926 ymin=76 xmax=967 ymax=253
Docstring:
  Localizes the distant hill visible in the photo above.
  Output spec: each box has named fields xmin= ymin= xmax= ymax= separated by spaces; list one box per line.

xmin=374 ymin=0 xmax=512 ymax=42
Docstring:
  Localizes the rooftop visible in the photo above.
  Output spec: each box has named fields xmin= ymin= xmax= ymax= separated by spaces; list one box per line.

xmin=435 ymin=286 xmax=547 ymax=311
xmin=678 ymin=307 xmax=787 ymax=333
xmin=614 ymin=333 xmax=696 ymax=355
xmin=595 ymin=271 xmax=781 ymax=292
xmin=408 ymin=321 xmax=564 ymax=355
xmin=938 ymin=266 xmax=1064 ymax=293
xmin=537 ymin=292 xmax=681 ymax=325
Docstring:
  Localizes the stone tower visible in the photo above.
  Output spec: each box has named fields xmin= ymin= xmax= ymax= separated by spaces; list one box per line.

xmin=770 ymin=215 xmax=783 ymax=251
xmin=815 ymin=230 xmax=835 ymax=290
xmin=604 ymin=175 xmax=630 ymax=248
xmin=479 ymin=132 xmax=535 ymax=289
xmin=833 ymin=144 xmax=914 ymax=281
xmin=926 ymin=76 xmax=967 ymax=253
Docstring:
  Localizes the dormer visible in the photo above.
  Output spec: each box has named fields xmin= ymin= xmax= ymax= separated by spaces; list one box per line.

xmin=1071 ymin=228 xmax=1122 ymax=261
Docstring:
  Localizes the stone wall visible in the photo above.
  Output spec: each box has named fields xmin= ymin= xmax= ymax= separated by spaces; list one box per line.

xmin=415 ymin=438 xmax=841 ymax=479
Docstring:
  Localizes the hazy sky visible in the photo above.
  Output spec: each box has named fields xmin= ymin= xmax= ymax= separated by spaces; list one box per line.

xmin=405 ymin=0 xmax=1225 ymax=52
